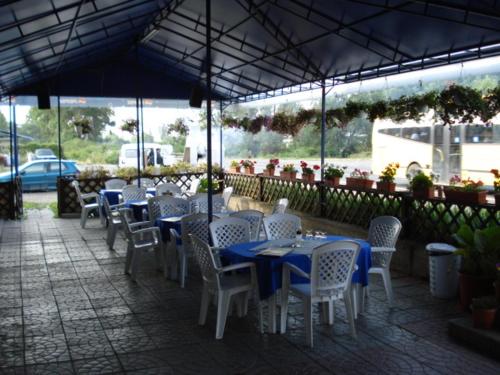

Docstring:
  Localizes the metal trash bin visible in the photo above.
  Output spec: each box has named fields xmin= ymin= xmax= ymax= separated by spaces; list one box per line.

xmin=425 ymin=243 xmax=460 ymax=299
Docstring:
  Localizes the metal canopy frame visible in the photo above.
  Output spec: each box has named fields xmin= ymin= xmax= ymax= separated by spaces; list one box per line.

xmin=1 ymin=0 xmax=500 ymax=103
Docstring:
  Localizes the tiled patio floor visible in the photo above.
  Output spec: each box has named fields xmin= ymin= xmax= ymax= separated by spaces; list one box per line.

xmin=0 ymin=209 xmax=499 ymax=374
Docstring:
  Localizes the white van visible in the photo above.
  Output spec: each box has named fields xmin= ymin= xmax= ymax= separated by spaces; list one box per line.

xmin=119 ymin=143 xmax=174 ymax=167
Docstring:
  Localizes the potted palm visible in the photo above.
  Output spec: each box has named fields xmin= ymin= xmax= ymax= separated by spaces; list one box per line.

xmin=454 ymin=224 xmax=500 ymax=310
xmin=229 ymin=160 xmax=240 ymax=173
xmin=408 ymin=171 xmax=435 ymax=199
xmin=471 ymin=296 xmax=498 ymax=329
xmin=346 ymin=169 xmax=373 ymax=189
xmin=491 ymin=169 xmax=500 ymax=206
xmin=377 ymin=162 xmax=399 ymax=193
xmin=444 ymin=176 xmax=487 ymax=205
xmin=300 ymin=161 xmax=319 ymax=184
xmin=324 ymin=164 xmax=346 ymax=187
xmin=240 ymin=160 xmax=255 ymax=175
xmin=280 ymin=164 xmax=297 ymax=180
xmin=263 ymin=159 xmax=279 ymax=177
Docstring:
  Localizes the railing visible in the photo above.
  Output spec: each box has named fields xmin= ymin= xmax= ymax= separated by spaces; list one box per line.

xmin=0 ymin=177 xmax=23 ymax=219
xmin=57 ymin=172 xmax=223 ymax=216
xmin=224 ymin=173 xmax=500 ymax=242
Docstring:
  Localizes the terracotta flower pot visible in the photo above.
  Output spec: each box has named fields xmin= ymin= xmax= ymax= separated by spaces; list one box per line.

xmin=262 ymin=168 xmax=275 ymax=177
xmin=459 ymin=272 xmax=496 ymax=310
xmin=280 ymin=171 xmax=296 ymax=180
xmin=472 ymin=308 xmax=497 ymax=329
xmin=376 ymin=181 xmax=396 ymax=193
xmin=346 ymin=178 xmax=373 ymax=190
xmin=443 ymin=188 xmax=487 ymax=205
xmin=302 ymin=173 xmax=315 ymax=184
xmin=412 ymin=187 xmax=434 ymax=199
xmin=243 ymin=166 xmax=255 ymax=175
xmin=325 ymin=177 xmax=340 ymax=187
xmin=229 ymin=166 xmax=240 ymax=173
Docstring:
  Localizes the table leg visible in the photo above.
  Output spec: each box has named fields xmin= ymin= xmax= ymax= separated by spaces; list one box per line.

xmin=353 ymin=284 xmax=364 ymax=318
xmin=267 ymin=294 xmax=277 ymax=334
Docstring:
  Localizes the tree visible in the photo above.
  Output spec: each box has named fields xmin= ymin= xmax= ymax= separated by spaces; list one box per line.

xmin=22 ymin=107 xmax=115 ymax=142
xmin=0 ymin=111 xmax=7 ymax=131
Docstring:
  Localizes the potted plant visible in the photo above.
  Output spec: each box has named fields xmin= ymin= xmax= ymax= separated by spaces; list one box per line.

xmin=454 ymin=224 xmax=500 ymax=310
xmin=121 ymin=119 xmax=138 ymax=133
xmin=68 ymin=116 xmax=92 ymax=138
xmin=377 ymin=162 xmax=399 ymax=193
xmin=471 ymin=296 xmax=498 ymax=329
xmin=300 ymin=161 xmax=319 ymax=184
xmin=198 ymin=177 xmax=220 ymax=193
xmin=229 ymin=160 xmax=240 ymax=173
xmin=444 ymin=176 xmax=487 ymax=205
xmin=346 ymin=169 xmax=373 ymax=189
xmin=408 ymin=171 xmax=435 ymax=199
xmin=324 ymin=164 xmax=346 ymax=187
xmin=280 ymin=164 xmax=297 ymax=180
xmin=491 ymin=169 xmax=500 ymax=206
xmin=240 ymin=160 xmax=255 ymax=175
xmin=263 ymin=159 xmax=279 ymax=177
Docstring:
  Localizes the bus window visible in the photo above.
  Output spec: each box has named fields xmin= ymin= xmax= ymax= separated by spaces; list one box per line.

xmin=378 ymin=128 xmax=401 ymax=137
xmin=465 ymin=125 xmax=493 ymax=143
xmin=434 ymin=125 xmax=443 ymax=145
xmin=494 ymin=125 xmax=500 ymax=142
xmin=402 ymin=127 xmax=430 ymax=143
xmin=450 ymin=125 xmax=461 ymax=144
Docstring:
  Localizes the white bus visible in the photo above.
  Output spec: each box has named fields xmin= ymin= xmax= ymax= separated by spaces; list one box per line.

xmin=119 ymin=143 xmax=175 ymax=168
xmin=371 ymin=116 xmax=500 ymax=185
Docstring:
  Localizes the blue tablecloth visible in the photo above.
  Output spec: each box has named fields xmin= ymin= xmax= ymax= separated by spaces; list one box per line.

xmin=126 ymin=201 xmax=149 ymax=221
xmin=223 ymin=235 xmax=371 ymax=300
xmin=100 ymin=188 xmax=156 ymax=206
xmin=154 ymin=215 xmax=184 ymax=243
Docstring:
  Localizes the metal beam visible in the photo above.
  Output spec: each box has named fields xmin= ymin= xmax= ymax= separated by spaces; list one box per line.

xmin=206 ymin=0 xmax=213 ymax=223
xmin=55 ymin=0 xmax=86 ymax=74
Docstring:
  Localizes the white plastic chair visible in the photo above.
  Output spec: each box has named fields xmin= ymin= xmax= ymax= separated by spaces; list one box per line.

xmin=184 ymin=178 xmax=200 ymax=197
xmin=222 ymin=186 xmax=233 ymax=207
xmin=272 ymin=198 xmax=289 ymax=214
xmin=209 ymin=217 xmax=250 ymax=249
xmin=72 ymin=180 xmax=102 ymax=228
xmin=132 ymin=177 xmax=155 ymax=188
xmin=147 ymin=196 xmax=189 ymax=224
xmin=366 ymin=216 xmax=402 ymax=306
xmin=105 ymin=178 xmax=127 ymax=190
xmin=156 ymin=182 xmax=182 ymax=197
xmin=280 ymin=240 xmax=360 ymax=347
xmin=121 ymin=185 xmax=147 ymax=203
xmin=189 ymin=194 xmax=225 ymax=213
xmin=103 ymin=197 xmax=124 ymax=250
xmin=119 ymin=208 xmax=162 ymax=281
xmin=230 ymin=210 xmax=264 ymax=241
xmin=190 ymin=234 xmax=262 ymax=339
xmin=263 ymin=213 xmax=301 ymax=240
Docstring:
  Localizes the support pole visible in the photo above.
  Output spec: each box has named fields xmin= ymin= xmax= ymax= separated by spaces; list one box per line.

xmin=206 ymin=0 xmax=213 ymax=222
xmin=136 ymin=97 xmax=141 ymax=187
xmin=58 ymin=96 xmax=62 ymax=176
xmin=219 ymin=101 xmax=223 ymax=167
xmin=8 ymin=96 xmax=13 ymax=181
xmin=320 ymin=79 xmax=326 ymax=180
xmin=12 ymin=99 xmax=18 ymax=176
xmin=140 ymin=97 xmax=145 ymax=169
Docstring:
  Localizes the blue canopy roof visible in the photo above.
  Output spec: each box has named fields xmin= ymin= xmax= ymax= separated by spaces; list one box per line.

xmin=1 ymin=0 xmax=500 ymax=102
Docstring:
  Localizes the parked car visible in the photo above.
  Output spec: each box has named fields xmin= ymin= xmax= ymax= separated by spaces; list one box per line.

xmin=33 ymin=148 xmax=57 ymax=160
xmin=0 ymin=160 xmax=79 ymax=191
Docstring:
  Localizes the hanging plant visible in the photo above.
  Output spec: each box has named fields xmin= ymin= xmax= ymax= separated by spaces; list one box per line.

xmin=343 ymin=101 xmax=366 ymax=119
xmin=482 ymin=86 xmax=500 ymax=124
xmin=367 ymin=101 xmax=389 ymax=122
xmin=167 ymin=118 xmax=189 ymax=136
xmin=269 ymin=112 xmax=303 ymax=135
xmin=121 ymin=119 xmax=138 ymax=133
xmin=436 ymin=84 xmax=486 ymax=125
xmin=295 ymin=108 xmax=318 ymax=128
xmin=68 ymin=116 xmax=93 ymax=137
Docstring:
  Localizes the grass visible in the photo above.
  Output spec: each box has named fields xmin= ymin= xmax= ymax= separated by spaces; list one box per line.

xmin=24 ymin=201 xmax=58 ymax=217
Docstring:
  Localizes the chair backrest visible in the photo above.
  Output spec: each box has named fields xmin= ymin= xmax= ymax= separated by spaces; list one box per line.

xmin=156 ymin=183 xmax=182 ymax=197
xmin=212 ymin=195 xmax=225 ymax=213
xmin=263 ymin=213 xmax=301 ymax=240
xmin=190 ymin=234 xmax=220 ymax=290
xmin=368 ymin=216 xmax=402 ymax=248
xmin=188 ymin=193 xmax=207 ymax=213
xmin=121 ymin=185 xmax=147 ymax=202
xmin=209 ymin=217 xmax=250 ymax=248
xmin=147 ymin=195 xmax=190 ymax=222
xmin=103 ymin=197 xmax=114 ymax=220
xmin=71 ymin=180 xmax=85 ymax=207
xmin=105 ymin=178 xmax=127 ymax=190
xmin=118 ymin=208 xmax=135 ymax=240
xmin=230 ymin=210 xmax=264 ymax=241
xmin=181 ymin=213 xmax=211 ymax=252
xmin=189 ymin=178 xmax=200 ymax=194
xmin=272 ymin=198 xmax=289 ymax=214
xmin=310 ymin=240 xmax=360 ymax=297
xmin=132 ymin=177 xmax=155 ymax=188
xmin=222 ymin=186 xmax=233 ymax=207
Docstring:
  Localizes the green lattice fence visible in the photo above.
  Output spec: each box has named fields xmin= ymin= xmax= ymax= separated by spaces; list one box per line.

xmin=224 ymin=173 xmax=499 ymax=242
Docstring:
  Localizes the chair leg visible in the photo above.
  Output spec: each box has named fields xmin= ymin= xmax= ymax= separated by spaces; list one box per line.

xmin=124 ymin=246 xmax=133 ymax=275
xmin=199 ymin=284 xmax=210 ymax=325
xmin=381 ymin=268 xmax=394 ymax=306
xmin=323 ymin=301 xmax=334 ymax=325
xmin=130 ymin=250 xmax=141 ymax=281
xmin=179 ymin=252 xmax=187 ymax=288
xmin=215 ymin=291 xmax=231 ymax=339
xmin=304 ymin=299 xmax=313 ymax=347
xmin=280 ymin=288 xmax=289 ymax=334
xmin=80 ymin=209 xmax=87 ymax=229
xmin=107 ymin=225 xmax=117 ymax=250
xmin=344 ymin=292 xmax=357 ymax=339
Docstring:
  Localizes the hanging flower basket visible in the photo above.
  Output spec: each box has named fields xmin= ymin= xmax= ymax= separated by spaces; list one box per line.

xmin=68 ymin=116 xmax=93 ymax=138
xmin=121 ymin=119 xmax=138 ymax=133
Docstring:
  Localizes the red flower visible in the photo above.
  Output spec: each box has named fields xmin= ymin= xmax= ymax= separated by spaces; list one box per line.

xmin=300 ymin=161 xmax=307 ymax=168
xmin=313 ymin=165 xmax=320 ymax=170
